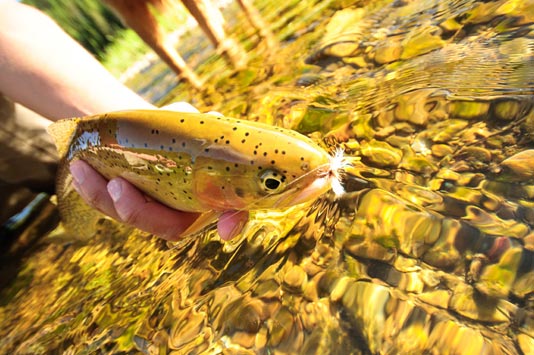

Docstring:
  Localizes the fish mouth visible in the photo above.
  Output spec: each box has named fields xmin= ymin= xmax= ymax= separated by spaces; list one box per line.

xmin=265 ymin=150 xmax=349 ymax=209
xmin=274 ymin=152 xmax=348 ymax=207
xmin=273 ymin=165 xmax=333 ymax=207
xmin=288 ymin=175 xmax=332 ymax=205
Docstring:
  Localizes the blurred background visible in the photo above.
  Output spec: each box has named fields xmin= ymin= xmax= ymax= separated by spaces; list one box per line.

xmin=22 ymin=0 xmax=184 ymax=78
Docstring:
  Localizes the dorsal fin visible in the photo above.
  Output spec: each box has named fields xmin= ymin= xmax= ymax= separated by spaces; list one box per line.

xmin=47 ymin=118 xmax=79 ymax=158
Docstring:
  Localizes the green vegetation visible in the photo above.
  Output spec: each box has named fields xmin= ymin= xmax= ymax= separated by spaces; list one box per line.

xmin=100 ymin=29 xmax=151 ymax=77
xmin=22 ymin=0 xmax=125 ymax=60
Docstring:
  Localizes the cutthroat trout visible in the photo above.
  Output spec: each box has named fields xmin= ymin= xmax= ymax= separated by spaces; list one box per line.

xmin=48 ymin=110 xmax=343 ymax=239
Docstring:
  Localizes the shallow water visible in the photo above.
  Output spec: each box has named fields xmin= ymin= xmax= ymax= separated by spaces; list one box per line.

xmin=2 ymin=0 xmax=534 ymax=354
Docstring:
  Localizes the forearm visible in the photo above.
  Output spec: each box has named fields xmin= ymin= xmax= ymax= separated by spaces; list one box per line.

xmin=0 ymin=1 xmax=154 ymax=121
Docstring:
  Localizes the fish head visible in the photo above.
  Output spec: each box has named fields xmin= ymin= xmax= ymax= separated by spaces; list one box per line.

xmin=192 ymin=136 xmax=333 ymax=211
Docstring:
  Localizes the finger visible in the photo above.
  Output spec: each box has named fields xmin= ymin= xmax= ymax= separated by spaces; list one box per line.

xmin=107 ymin=177 xmax=200 ymax=241
xmin=206 ymin=111 xmax=223 ymax=117
xmin=217 ymin=210 xmax=249 ymax=241
xmin=69 ymin=160 xmax=120 ymax=220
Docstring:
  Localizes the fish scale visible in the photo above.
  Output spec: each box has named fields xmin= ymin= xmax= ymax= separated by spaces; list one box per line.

xmin=48 ymin=110 xmax=337 ymax=239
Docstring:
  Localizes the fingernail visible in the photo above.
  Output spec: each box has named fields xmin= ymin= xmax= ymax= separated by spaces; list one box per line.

xmin=70 ymin=162 xmax=86 ymax=185
xmin=107 ymin=179 xmax=122 ymax=202
xmin=226 ymin=221 xmax=245 ymax=240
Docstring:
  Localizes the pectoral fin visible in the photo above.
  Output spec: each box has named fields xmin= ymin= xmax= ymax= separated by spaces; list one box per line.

xmin=178 ymin=210 xmax=222 ymax=238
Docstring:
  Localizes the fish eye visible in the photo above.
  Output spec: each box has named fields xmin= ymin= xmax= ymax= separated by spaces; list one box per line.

xmin=259 ymin=169 xmax=286 ymax=193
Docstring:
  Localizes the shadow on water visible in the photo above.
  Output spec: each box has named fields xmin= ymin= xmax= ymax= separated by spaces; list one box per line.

xmin=2 ymin=0 xmax=534 ymax=354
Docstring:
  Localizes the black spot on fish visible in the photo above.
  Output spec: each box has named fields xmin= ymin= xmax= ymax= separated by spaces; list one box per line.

xmin=282 ymin=151 xmax=286 ymax=155
xmin=204 ymin=148 xmax=210 ymax=153
xmin=235 ymin=187 xmax=245 ymax=197
xmin=225 ymin=140 xmax=230 ymax=144
xmin=275 ymin=149 xmax=279 ymax=154
xmin=300 ymin=157 xmax=304 ymax=161
xmin=180 ymin=119 xmax=185 ymax=123
xmin=234 ymin=163 xmax=238 ymax=168
xmin=160 ymin=145 xmax=164 ymax=149
xmin=168 ymin=182 xmax=173 ymax=186
xmin=208 ymin=166 xmax=213 ymax=170
xmin=172 ymin=138 xmax=176 ymax=143
xmin=144 ymin=143 xmax=148 ymax=148
xmin=225 ymin=167 xmax=230 ymax=172
xmin=169 ymin=147 xmax=173 ymax=151
xmin=200 ymin=121 xmax=204 ymax=124
xmin=221 ymin=186 xmax=225 ymax=190
xmin=254 ymin=150 xmax=257 ymax=155
xmin=245 ymin=132 xmax=249 ymax=136
xmin=233 ymin=127 xmax=237 ymax=131
xmin=242 ymin=139 xmax=246 ymax=143
xmin=271 ymin=160 xmax=276 ymax=164
xmin=215 ymin=138 xmax=219 ymax=143
xmin=182 ymin=142 xmax=186 ymax=147
xmin=263 ymin=152 xmax=268 ymax=157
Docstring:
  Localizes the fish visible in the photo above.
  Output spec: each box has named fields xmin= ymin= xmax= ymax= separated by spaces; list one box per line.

xmin=48 ymin=110 xmax=345 ymax=239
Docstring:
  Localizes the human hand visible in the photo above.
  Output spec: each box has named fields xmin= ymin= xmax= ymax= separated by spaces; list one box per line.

xmin=69 ymin=103 xmax=249 ymax=241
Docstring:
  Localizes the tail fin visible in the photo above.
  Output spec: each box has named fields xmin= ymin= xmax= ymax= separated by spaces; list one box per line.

xmin=56 ymin=162 xmax=107 ymax=239
xmin=47 ymin=119 xmax=78 ymax=158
